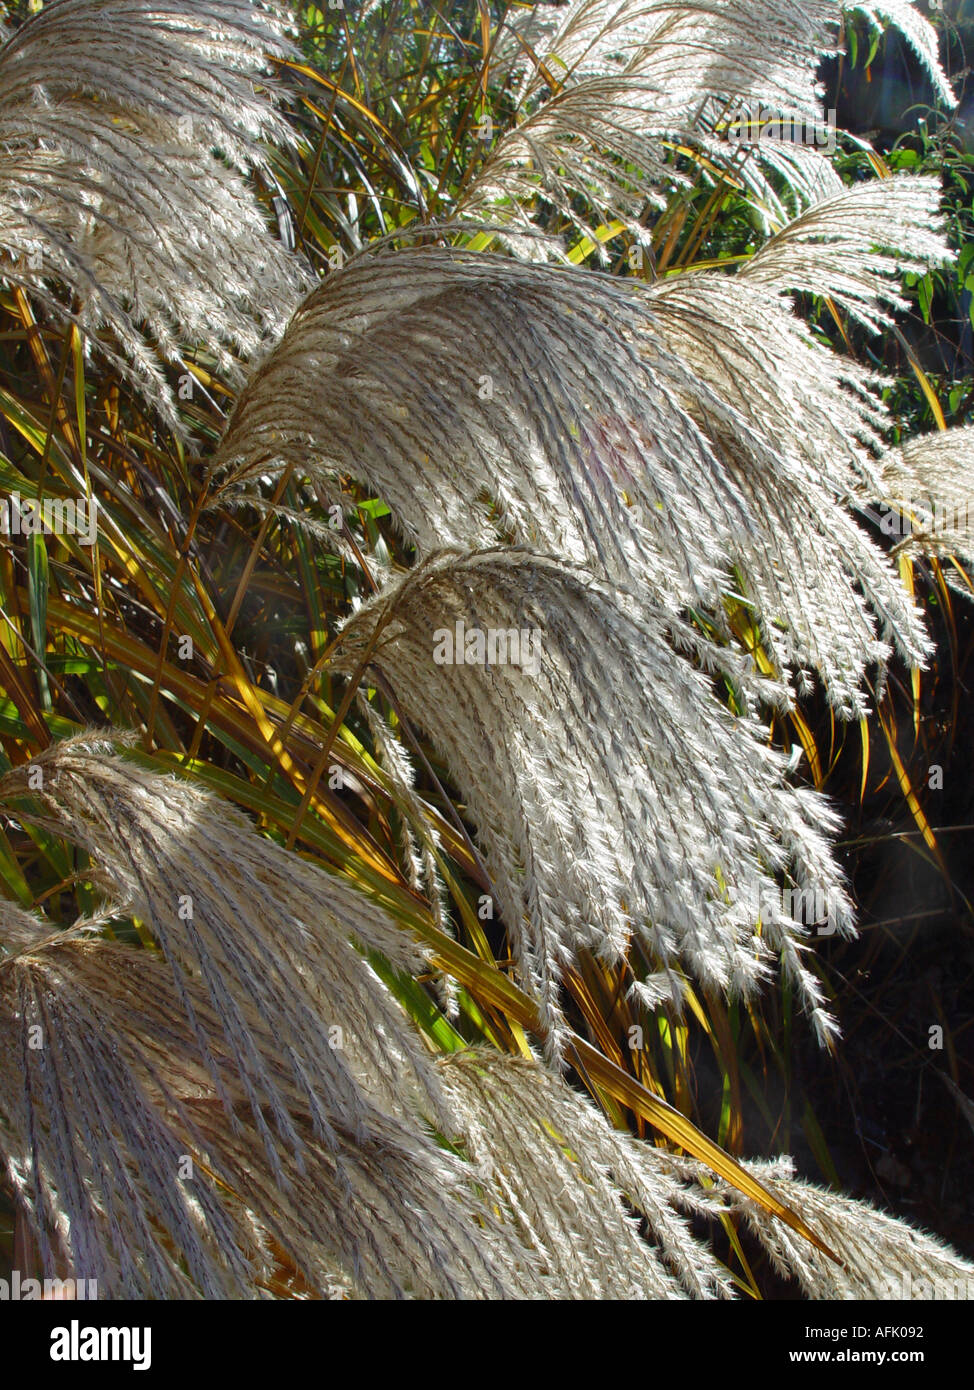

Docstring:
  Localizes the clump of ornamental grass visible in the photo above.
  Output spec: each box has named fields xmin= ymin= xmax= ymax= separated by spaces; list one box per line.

xmin=1 ymin=0 xmax=972 ymax=1301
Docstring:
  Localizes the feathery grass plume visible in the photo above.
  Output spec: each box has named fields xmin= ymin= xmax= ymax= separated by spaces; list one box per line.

xmin=215 ymin=243 xmax=935 ymax=711
xmin=0 ymin=902 xmax=533 ymax=1298
xmin=496 ymin=0 xmax=666 ymax=89
xmin=439 ymin=1048 xmax=974 ymax=1299
xmin=724 ymin=1157 xmax=974 ymax=1298
xmin=0 ymin=0 xmax=310 ymax=424
xmin=501 ymin=0 xmax=834 ymax=116
xmin=878 ymin=426 xmax=974 ymax=578
xmin=846 ymin=1 xmax=957 ymax=112
xmin=464 ymin=0 xmax=840 ymax=253
xmin=714 ymin=139 xmax=845 ymax=235
xmin=645 ymin=270 xmax=932 ymax=710
xmin=0 ymin=733 xmax=453 ymax=1168
xmin=481 ymin=3 xmax=956 ymax=254
xmin=0 ymin=902 xmax=269 ymax=1297
xmin=1 ymin=762 xmax=964 ymax=1299
xmin=739 ymin=175 xmax=954 ymax=334
xmin=438 ymin=1048 xmax=735 ymax=1299
xmin=335 ymin=547 xmax=854 ymax=1049
xmin=459 ymin=73 xmax=677 ymax=257
xmin=212 ymin=244 xmax=759 ymax=612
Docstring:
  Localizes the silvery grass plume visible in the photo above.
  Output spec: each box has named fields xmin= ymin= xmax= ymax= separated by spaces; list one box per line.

xmin=439 ymin=1050 xmax=974 ymax=1300
xmin=0 ymin=903 xmax=536 ymax=1298
xmin=334 ymin=547 xmax=855 ymax=1049
xmin=212 ymin=244 xmax=761 ymax=614
xmin=0 ymin=900 xmax=286 ymax=1299
xmin=643 ymin=183 xmax=956 ymax=709
xmin=498 ymin=1 xmax=836 ymax=145
xmin=0 ymin=740 xmax=542 ymax=1298
xmin=213 ymin=237 xmax=946 ymax=713
xmin=642 ymin=287 xmax=925 ymax=715
xmin=0 ymin=736 xmax=449 ymax=1158
xmin=0 ymin=0 xmax=310 ymax=426
xmin=878 ymin=426 xmax=974 ymax=583
xmin=468 ymin=0 xmax=842 ymax=255
xmin=738 ymin=176 xmax=954 ymax=336
xmin=473 ymin=1 xmax=956 ymax=255
xmin=437 ymin=1049 xmax=734 ymax=1299
xmin=726 ymin=1158 xmax=974 ymax=1299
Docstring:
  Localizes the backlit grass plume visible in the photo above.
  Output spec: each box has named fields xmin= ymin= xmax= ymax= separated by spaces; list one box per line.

xmin=727 ymin=1158 xmax=974 ymax=1299
xmin=440 ymin=1050 xmax=974 ymax=1301
xmin=0 ymin=0 xmax=309 ymax=422
xmin=335 ymin=547 xmax=854 ymax=1048
xmin=438 ymin=1049 xmax=735 ymax=1300
xmin=214 ymin=235 xmax=946 ymax=713
xmin=0 ymin=740 xmax=539 ymax=1299
xmin=0 ymin=736 xmax=449 ymax=1159
xmin=879 ymin=426 xmax=974 ymax=580
xmin=6 ymin=832 xmax=971 ymax=1298
xmin=847 ymin=2 xmax=957 ymax=112
xmin=471 ymin=0 xmax=839 ymax=252
xmin=738 ymin=176 xmax=954 ymax=334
